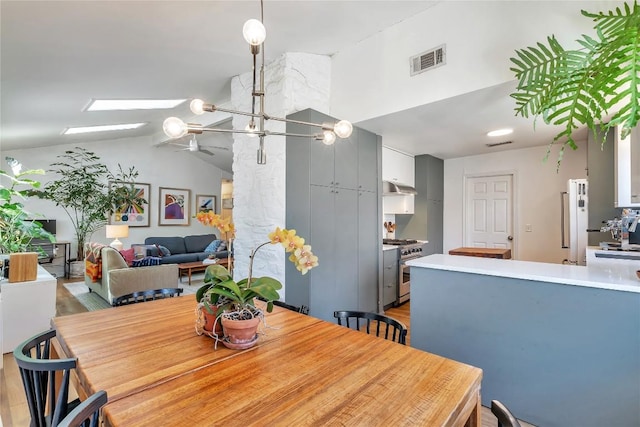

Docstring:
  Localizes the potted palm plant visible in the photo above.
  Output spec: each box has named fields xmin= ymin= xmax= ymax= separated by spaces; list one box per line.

xmin=196 ymin=226 xmax=318 ymax=349
xmin=35 ymin=148 xmax=144 ymax=275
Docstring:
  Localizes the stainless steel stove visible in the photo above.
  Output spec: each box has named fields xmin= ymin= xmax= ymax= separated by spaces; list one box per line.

xmin=383 ymin=239 xmax=424 ymax=304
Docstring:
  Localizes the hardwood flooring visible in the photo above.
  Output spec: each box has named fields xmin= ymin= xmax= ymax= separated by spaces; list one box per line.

xmin=1 ymin=282 xmax=533 ymax=426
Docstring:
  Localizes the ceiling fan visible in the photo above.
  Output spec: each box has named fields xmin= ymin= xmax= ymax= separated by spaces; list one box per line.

xmin=170 ymin=134 xmax=229 ymax=156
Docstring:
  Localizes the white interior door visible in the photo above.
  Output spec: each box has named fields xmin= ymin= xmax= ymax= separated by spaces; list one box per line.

xmin=465 ymin=174 xmax=513 ymax=250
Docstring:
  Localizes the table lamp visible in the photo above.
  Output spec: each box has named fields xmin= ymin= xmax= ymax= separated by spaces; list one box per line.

xmin=105 ymin=225 xmax=129 ymax=251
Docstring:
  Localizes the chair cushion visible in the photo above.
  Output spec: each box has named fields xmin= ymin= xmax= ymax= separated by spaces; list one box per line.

xmin=184 ymin=234 xmax=218 ymax=253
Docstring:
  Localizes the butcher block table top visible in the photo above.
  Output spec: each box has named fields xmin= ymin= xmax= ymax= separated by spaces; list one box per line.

xmin=52 ymin=296 xmax=483 ymax=426
xmin=449 ymin=247 xmax=512 ymax=259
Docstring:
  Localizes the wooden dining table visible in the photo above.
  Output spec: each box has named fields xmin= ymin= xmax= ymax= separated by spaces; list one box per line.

xmin=52 ymin=296 xmax=482 ymax=426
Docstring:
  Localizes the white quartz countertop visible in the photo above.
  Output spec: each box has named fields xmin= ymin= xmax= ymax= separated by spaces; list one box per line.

xmin=383 ymin=245 xmax=398 ymax=251
xmin=407 ymin=254 xmax=640 ymax=293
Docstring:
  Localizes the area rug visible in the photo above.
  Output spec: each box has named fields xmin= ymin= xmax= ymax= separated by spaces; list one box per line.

xmin=64 ymin=280 xmax=199 ymax=312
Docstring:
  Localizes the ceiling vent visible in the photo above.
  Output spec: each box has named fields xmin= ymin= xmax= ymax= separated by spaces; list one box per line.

xmin=486 ymin=140 xmax=513 ymax=148
xmin=410 ymin=44 xmax=446 ymax=76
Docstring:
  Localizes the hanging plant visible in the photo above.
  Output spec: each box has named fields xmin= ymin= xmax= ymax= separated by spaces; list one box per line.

xmin=510 ymin=1 xmax=640 ymax=167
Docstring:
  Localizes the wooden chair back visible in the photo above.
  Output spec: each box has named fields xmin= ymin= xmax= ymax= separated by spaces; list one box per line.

xmin=333 ymin=310 xmax=407 ymax=344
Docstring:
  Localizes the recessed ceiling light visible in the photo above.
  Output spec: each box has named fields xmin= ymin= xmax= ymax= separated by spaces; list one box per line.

xmin=487 ymin=128 xmax=513 ymax=137
xmin=85 ymin=99 xmax=187 ymax=111
xmin=63 ymin=123 xmax=146 ymax=135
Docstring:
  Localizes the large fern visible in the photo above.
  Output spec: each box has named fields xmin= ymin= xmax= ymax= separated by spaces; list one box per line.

xmin=510 ymin=1 xmax=640 ymax=167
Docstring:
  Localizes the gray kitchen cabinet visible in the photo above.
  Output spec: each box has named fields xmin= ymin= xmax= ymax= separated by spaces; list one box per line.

xmin=358 ymin=190 xmax=378 ymax=312
xmin=395 ymin=154 xmax=444 ymax=254
xmin=382 ymin=248 xmax=398 ymax=308
xmin=358 ymin=128 xmax=379 ymax=193
xmin=285 ymin=108 xmax=381 ymax=322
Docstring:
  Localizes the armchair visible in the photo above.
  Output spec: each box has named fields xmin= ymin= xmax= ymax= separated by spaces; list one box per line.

xmin=84 ymin=246 xmax=178 ymax=305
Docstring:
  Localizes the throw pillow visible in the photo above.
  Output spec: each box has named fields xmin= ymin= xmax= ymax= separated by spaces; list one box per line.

xmin=119 ymin=248 xmax=135 ymax=267
xmin=132 ymin=257 xmax=162 ymax=267
xmin=204 ymin=239 xmax=222 ymax=254
xmin=218 ymin=241 xmax=227 ymax=251
xmin=155 ymin=244 xmax=171 ymax=257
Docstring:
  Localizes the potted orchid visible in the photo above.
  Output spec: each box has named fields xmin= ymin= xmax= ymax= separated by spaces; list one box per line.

xmin=195 ymin=224 xmax=318 ymax=349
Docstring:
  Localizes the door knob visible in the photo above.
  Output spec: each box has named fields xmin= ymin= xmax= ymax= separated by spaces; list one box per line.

xmin=507 ymin=235 xmax=514 ymax=241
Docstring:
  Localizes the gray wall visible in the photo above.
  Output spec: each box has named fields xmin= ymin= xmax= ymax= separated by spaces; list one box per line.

xmin=410 ymin=266 xmax=640 ymax=427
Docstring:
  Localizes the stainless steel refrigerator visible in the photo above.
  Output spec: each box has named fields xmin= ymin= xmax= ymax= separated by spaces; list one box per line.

xmin=561 ymin=179 xmax=589 ymax=265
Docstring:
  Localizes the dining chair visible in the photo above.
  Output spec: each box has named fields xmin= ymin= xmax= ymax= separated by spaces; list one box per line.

xmin=333 ymin=311 xmax=408 ymax=345
xmin=273 ymin=300 xmax=310 ymax=315
xmin=57 ymin=390 xmax=108 ymax=427
xmin=491 ymin=400 xmax=522 ymax=427
xmin=13 ymin=329 xmax=80 ymax=427
xmin=112 ymin=287 xmax=184 ymax=306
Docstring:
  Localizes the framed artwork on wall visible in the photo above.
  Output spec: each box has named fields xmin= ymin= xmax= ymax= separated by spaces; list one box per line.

xmin=159 ymin=187 xmax=190 ymax=226
xmin=196 ymin=194 xmax=216 ymax=214
xmin=109 ymin=182 xmax=150 ymax=227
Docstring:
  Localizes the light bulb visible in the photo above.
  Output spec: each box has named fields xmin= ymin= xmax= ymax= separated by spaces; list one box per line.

xmin=245 ymin=122 xmax=258 ymax=138
xmin=190 ymin=99 xmax=205 ymax=115
xmin=322 ymin=130 xmax=336 ymax=146
xmin=163 ymin=117 xmax=188 ymax=138
xmin=334 ymin=120 xmax=353 ymax=138
xmin=243 ymin=19 xmax=266 ymax=46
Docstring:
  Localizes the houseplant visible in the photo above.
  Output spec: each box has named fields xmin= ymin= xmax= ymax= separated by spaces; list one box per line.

xmin=510 ymin=1 xmax=640 ymax=167
xmin=35 ymin=148 xmax=145 ymax=273
xmin=0 ymin=157 xmax=54 ymax=255
xmin=196 ymin=226 xmax=318 ymax=349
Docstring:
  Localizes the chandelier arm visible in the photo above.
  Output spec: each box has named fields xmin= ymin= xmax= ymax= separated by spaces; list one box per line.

xmin=193 ymin=127 xmax=263 ymax=135
xmin=212 ymin=107 xmax=261 ymax=119
xmin=266 ymin=115 xmax=332 ymax=130
xmin=268 ymin=131 xmax=324 ymax=139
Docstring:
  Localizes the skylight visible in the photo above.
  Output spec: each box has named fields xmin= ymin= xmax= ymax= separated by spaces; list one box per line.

xmin=63 ymin=123 xmax=146 ymax=135
xmin=85 ymin=99 xmax=187 ymax=111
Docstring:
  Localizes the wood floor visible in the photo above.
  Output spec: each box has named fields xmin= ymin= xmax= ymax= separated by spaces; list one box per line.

xmin=1 ymin=281 xmax=533 ymax=426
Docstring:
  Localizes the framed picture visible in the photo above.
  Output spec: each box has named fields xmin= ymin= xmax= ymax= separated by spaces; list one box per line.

xmin=196 ymin=194 xmax=216 ymax=214
xmin=109 ymin=182 xmax=150 ymax=227
xmin=159 ymin=187 xmax=190 ymax=226
xmin=222 ymin=198 xmax=234 ymax=209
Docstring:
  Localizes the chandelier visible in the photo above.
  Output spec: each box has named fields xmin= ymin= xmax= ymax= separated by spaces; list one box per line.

xmin=162 ymin=1 xmax=353 ymax=165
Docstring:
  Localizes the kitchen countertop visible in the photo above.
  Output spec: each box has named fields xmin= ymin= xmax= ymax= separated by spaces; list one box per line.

xmin=407 ymin=254 xmax=640 ymax=293
xmin=383 ymin=245 xmax=399 ymax=251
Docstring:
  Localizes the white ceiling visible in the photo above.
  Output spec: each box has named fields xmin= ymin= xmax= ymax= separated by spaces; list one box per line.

xmin=1 ymin=0 xmax=576 ymax=173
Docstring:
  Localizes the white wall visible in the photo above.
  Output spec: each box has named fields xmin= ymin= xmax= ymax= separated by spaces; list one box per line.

xmin=444 ymin=142 xmax=587 ymax=264
xmin=5 ymin=136 xmax=231 ymax=258
xmin=330 ymin=0 xmax=624 ymax=122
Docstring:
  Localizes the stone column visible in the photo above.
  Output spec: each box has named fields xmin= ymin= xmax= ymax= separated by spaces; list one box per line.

xmin=231 ymin=52 xmax=330 ymax=295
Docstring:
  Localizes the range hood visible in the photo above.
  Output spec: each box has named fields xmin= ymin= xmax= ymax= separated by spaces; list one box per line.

xmin=383 ymin=180 xmax=417 ymax=195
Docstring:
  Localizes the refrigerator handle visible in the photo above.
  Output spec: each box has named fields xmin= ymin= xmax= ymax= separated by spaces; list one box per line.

xmin=561 ymin=191 xmax=569 ymax=248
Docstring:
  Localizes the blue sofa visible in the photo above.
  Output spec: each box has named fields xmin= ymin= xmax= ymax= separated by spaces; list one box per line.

xmin=133 ymin=234 xmax=229 ymax=264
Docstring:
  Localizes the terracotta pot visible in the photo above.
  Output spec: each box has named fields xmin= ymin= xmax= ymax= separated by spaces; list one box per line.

xmin=201 ymin=305 xmax=223 ymax=336
xmin=221 ymin=316 xmax=260 ymax=348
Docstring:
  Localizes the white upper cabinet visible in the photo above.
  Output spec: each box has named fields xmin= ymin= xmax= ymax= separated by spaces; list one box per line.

xmin=615 ymin=125 xmax=640 ymax=207
xmin=382 ymin=147 xmax=415 ymax=186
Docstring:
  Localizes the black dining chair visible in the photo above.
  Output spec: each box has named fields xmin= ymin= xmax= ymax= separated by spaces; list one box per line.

xmin=112 ymin=287 xmax=184 ymax=306
xmin=13 ymin=329 xmax=80 ymax=427
xmin=57 ymin=390 xmax=108 ymax=427
xmin=273 ymin=300 xmax=310 ymax=315
xmin=333 ymin=311 xmax=407 ymax=345
xmin=491 ymin=400 xmax=522 ymax=427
